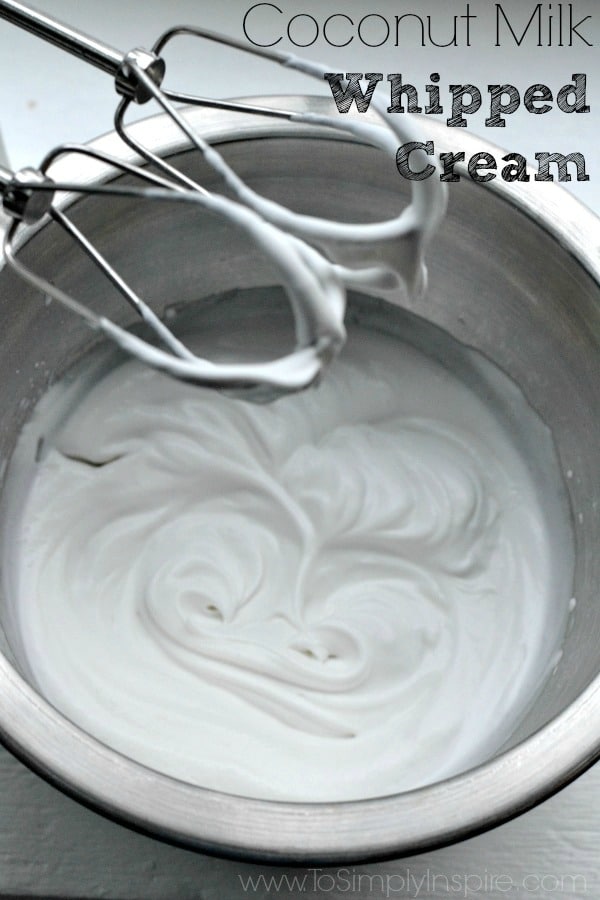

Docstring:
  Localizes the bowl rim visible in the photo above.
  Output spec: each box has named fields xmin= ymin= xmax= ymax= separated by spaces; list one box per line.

xmin=0 ymin=96 xmax=599 ymax=864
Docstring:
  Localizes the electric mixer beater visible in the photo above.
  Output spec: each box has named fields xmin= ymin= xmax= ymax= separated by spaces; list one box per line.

xmin=0 ymin=0 xmax=446 ymax=397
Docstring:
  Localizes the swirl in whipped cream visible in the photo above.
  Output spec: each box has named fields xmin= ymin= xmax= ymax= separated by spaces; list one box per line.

xmin=13 ymin=324 xmax=570 ymax=800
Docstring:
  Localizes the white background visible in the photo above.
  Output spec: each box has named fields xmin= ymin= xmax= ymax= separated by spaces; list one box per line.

xmin=0 ymin=1 xmax=598 ymax=897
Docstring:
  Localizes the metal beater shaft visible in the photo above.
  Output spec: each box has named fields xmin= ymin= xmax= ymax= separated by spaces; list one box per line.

xmin=0 ymin=0 xmax=165 ymax=103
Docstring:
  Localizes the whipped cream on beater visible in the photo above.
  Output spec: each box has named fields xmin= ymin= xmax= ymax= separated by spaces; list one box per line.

xmin=81 ymin=66 xmax=447 ymax=393
xmin=12 ymin=317 xmax=572 ymax=801
xmin=101 ymin=94 xmax=447 ymax=394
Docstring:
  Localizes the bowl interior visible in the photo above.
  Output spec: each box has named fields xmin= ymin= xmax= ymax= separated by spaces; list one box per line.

xmin=0 ymin=109 xmax=598 ymax=858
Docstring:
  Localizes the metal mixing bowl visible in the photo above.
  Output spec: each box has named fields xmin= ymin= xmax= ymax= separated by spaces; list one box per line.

xmin=0 ymin=98 xmax=599 ymax=863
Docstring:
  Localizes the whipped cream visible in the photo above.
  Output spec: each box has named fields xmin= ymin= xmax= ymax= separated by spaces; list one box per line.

xmin=11 ymin=316 xmax=572 ymax=801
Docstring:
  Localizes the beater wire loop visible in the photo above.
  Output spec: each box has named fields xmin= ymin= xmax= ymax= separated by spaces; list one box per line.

xmin=1 ymin=144 xmax=346 ymax=389
xmin=0 ymin=0 xmax=447 ymax=396
xmin=114 ymin=31 xmax=446 ymax=298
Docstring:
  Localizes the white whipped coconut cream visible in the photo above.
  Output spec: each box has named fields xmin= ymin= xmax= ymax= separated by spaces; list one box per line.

xmin=12 ymin=321 xmax=571 ymax=801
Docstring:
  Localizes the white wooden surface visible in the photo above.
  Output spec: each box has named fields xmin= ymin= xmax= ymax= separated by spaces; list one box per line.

xmin=0 ymin=2 xmax=599 ymax=896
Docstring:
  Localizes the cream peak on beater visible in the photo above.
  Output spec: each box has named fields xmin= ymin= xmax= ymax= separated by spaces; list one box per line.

xmin=0 ymin=0 xmax=446 ymax=398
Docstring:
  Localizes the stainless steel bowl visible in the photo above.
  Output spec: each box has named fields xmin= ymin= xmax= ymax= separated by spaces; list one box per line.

xmin=0 ymin=98 xmax=599 ymax=864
